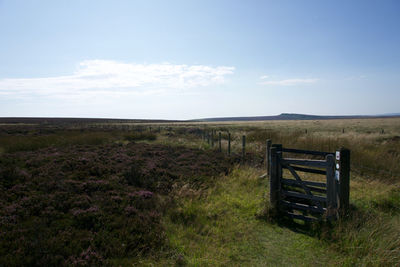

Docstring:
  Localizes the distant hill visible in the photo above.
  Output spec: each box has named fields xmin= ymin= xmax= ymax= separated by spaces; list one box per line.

xmin=194 ymin=113 xmax=400 ymax=122
xmin=1 ymin=113 xmax=399 ymax=124
xmin=0 ymin=117 xmax=180 ymax=124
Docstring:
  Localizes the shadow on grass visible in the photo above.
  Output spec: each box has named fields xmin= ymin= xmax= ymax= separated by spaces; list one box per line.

xmin=256 ymin=203 xmax=363 ymax=239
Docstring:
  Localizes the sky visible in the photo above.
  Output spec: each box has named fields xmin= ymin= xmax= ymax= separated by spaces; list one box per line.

xmin=0 ymin=0 xmax=399 ymax=120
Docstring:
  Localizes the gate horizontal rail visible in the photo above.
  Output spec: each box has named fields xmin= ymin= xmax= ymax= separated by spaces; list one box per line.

xmin=282 ymin=165 xmax=327 ymax=175
xmin=281 ymin=158 xmax=329 ymax=168
xmin=281 ymin=147 xmax=333 ymax=157
xmin=281 ymin=178 xmax=327 ymax=193
xmin=281 ymin=200 xmax=326 ymax=214
xmin=282 ymin=190 xmax=328 ymax=203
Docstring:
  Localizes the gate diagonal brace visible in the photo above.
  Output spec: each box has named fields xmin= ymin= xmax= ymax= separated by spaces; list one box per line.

xmin=282 ymin=163 xmax=324 ymax=212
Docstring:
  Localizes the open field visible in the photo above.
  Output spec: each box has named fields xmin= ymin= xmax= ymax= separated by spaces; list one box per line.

xmin=0 ymin=117 xmax=399 ymax=266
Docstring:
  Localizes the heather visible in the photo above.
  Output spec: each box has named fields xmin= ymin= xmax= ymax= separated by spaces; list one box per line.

xmin=0 ymin=142 xmax=233 ymax=265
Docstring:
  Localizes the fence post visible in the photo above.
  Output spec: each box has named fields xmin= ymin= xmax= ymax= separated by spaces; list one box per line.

xmin=242 ymin=135 xmax=246 ymax=161
xmin=218 ymin=132 xmax=222 ymax=152
xmin=270 ymin=145 xmax=282 ymax=212
xmin=337 ymin=148 xmax=350 ymax=215
xmin=270 ymin=147 xmax=278 ymax=211
xmin=266 ymin=139 xmax=272 ymax=174
xmin=326 ymin=154 xmax=337 ymax=218
xmin=211 ymin=131 xmax=214 ymax=147
xmin=228 ymin=132 xmax=231 ymax=156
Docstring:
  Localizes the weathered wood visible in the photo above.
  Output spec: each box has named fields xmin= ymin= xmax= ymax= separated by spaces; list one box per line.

xmin=284 ymin=164 xmax=323 ymax=210
xmin=228 ymin=133 xmax=231 ymax=156
xmin=281 ymin=200 xmax=326 ymax=214
xmin=282 ymin=165 xmax=326 ymax=175
xmin=281 ymin=178 xmax=327 ymax=193
xmin=269 ymin=147 xmax=279 ymax=211
xmin=281 ymin=178 xmax=326 ymax=188
xmin=218 ymin=132 xmax=222 ymax=152
xmin=284 ymin=212 xmax=318 ymax=222
xmin=326 ymin=154 xmax=337 ymax=217
xmin=338 ymin=148 xmax=350 ymax=215
xmin=266 ymin=139 xmax=272 ymax=174
xmin=282 ymin=190 xmax=327 ymax=202
xmin=281 ymin=158 xmax=328 ymax=168
xmin=281 ymin=148 xmax=333 ymax=157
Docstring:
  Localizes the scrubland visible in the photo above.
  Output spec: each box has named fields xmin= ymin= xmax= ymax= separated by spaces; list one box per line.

xmin=0 ymin=118 xmax=399 ymax=266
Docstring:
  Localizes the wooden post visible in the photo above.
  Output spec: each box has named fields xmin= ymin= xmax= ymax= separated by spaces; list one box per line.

xmin=242 ymin=135 xmax=246 ymax=160
xmin=270 ymin=147 xmax=279 ymax=211
xmin=211 ymin=131 xmax=214 ymax=147
xmin=228 ymin=133 xmax=231 ymax=156
xmin=207 ymin=132 xmax=210 ymax=145
xmin=218 ymin=132 xmax=222 ymax=152
xmin=270 ymin=145 xmax=282 ymax=212
xmin=326 ymin=154 xmax=337 ymax=218
xmin=342 ymin=128 xmax=345 ymax=134
xmin=266 ymin=139 xmax=272 ymax=174
xmin=337 ymin=148 xmax=350 ymax=215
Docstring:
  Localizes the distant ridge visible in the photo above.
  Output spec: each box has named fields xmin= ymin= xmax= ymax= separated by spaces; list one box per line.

xmin=194 ymin=113 xmax=400 ymax=122
xmin=0 ymin=117 xmax=180 ymax=124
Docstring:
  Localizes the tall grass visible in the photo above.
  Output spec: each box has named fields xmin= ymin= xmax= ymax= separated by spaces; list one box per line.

xmin=243 ymin=128 xmax=400 ymax=180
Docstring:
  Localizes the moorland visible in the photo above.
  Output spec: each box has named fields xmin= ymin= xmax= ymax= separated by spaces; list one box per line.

xmin=0 ymin=117 xmax=399 ymax=266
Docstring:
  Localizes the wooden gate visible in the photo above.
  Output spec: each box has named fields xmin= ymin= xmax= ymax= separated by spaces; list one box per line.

xmin=269 ymin=144 xmax=350 ymax=221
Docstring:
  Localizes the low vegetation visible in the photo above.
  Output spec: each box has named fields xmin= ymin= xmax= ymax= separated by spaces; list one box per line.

xmin=0 ymin=140 xmax=234 ymax=265
xmin=0 ymin=118 xmax=399 ymax=266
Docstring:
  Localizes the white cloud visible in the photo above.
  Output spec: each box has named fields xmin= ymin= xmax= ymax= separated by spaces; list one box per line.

xmin=260 ymin=75 xmax=269 ymax=80
xmin=260 ymin=78 xmax=318 ymax=86
xmin=0 ymin=60 xmax=235 ymax=98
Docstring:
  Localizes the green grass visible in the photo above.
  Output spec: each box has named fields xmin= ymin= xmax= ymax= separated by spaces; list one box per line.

xmin=161 ymin=167 xmax=344 ymax=266
xmin=124 ymin=166 xmax=400 ymax=266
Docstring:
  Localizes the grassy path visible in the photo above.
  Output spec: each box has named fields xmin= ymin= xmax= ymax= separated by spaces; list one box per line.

xmin=159 ymin=167 xmax=344 ymax=266
xmin=129 ymin=166 xmax=399 ymax=266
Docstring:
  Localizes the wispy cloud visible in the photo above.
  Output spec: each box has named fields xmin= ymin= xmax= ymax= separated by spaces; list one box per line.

xmin=259 ymin=77 xmax=318 ymax=86
xmin=0 ymin=60 xmax=235 ymax=98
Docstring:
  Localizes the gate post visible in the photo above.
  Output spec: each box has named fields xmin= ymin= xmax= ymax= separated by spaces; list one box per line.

xmin=326 ymin=154 xmax=337 ymax=218
xmin=270 ymin=144 xmax=282 ymax=212
xmin=337 ymin=148 xmax=350 ymax=215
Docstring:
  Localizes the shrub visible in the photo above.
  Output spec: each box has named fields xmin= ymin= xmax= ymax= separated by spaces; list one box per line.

xmin=124 ymin=132 xmax=156 ymax=142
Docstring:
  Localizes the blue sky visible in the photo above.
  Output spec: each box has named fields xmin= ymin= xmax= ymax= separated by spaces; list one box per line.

xmin=0 ymin=0 xmax=399 ymax=119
